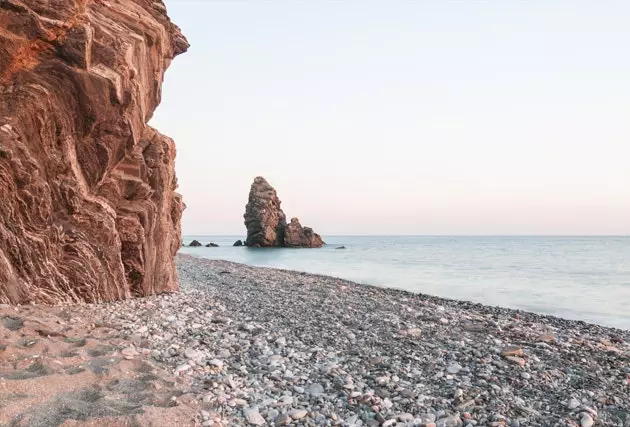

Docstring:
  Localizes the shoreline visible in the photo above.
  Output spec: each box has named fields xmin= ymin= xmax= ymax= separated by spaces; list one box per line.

xmin=1 ymin=254 xmax=628 ymax=426
xmin=179 ymin=252 xmax=629 ymax=335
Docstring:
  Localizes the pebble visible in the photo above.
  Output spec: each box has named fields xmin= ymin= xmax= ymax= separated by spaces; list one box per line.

xmin=447 ymin=363 xmax=462 ymax=374
xmin=437 ymin=415 xmax=464 ymax=427
xmin=307 ymin=383 xmax=325 ymax=395
xmin=288 ymin=409 xmax=308 ymax=420
xmin=243 ymin=408 xmax=265 ymax=426
xmin=580 ymin=414 xmax=594 ymax=427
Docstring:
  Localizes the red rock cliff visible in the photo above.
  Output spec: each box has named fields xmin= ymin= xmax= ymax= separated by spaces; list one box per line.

xmin=0 ymin=0 xmax=188 ymax=303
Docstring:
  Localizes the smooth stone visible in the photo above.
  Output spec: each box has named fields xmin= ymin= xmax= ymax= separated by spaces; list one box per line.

xmin=275 ymin=413 xmax=291 ymax=426
xmin=244 ymin=408 xmax=266 ymax=426
xmin=580 ymin=414 xmax=594 ymax=427
xmin=289 ymin=409 xmax=308 ymax=420
xmin=437 ymin=416 xmax=464 ymax=427
xmin=447 ymin=363 xmax=462 ymax=374
xmin=567 ymin=398 xmax=581 ymax=409
xmin=307 ymin=383 xmax=325 ymax=395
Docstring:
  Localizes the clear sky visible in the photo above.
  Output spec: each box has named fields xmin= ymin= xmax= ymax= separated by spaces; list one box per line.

xmin=152 ymin=0 xmax=630 ymax=236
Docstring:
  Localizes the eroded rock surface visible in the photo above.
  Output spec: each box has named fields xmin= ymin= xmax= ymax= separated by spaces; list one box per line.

xmin=0 ymin=0 xmax=188 ymax=303
xmin=243 ymin=177 xmax=287 ymax=247
xmin=243 ymin=177 xmax=324 ymax=248
xmin=284 ymin=217 xmax=324 ymax=248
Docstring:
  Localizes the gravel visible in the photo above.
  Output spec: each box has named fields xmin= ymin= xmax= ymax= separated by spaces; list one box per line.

xmin=86 ymin=254 xmax=630 ymax=426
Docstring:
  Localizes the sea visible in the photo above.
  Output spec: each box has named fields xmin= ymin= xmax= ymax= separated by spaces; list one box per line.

xmin=179 ymin=236 xmax=630 ymax=331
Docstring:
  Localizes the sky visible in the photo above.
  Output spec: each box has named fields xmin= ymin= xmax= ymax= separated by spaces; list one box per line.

xmin=152 ymin=0 xmax=630 ymax=236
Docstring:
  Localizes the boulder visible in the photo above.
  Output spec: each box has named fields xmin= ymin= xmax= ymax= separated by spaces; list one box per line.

xmin=205 ymin=243 xmax=219 ymax=247
xmin=189 ymin=240 xmax=202 ymax=247
xmin=284 ymin=218 xmax=325 ymax=248
xmin=233 ymin=240 xmax=244 ymax=247
xmin=243 ymin=177 xmax=287 ymax=247
xmin=0 ymin=0 xmax=188 ymax=304
xmin=336 ymin=246 xmax=346 ymax=250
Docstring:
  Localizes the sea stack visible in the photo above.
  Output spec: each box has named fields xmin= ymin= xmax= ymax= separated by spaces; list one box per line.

xmin=284 ymin=218 xmax=325 ymax=248
xmin=244 ymin=177 xmax=287 ymax=247
xmin=0 ymin=1 xmax=188 ymax=303
xmin=243 ymin=177 xmax=324 ymax=248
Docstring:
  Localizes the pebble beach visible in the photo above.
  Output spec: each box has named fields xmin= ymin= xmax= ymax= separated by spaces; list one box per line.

xmin=104 ymin=255 xmax=630 ymax=426
xmin=2 ymin=254 xmax=628 ymax=426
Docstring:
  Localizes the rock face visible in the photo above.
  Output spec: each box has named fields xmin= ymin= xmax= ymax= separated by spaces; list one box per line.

xmin=244 ymin=177 xmax=287 ymax=247
xmin=284 ymin=218 xmax=324 ymax=248
xmin=0 ymin=0 xmax=188 ymax=304
xmin=243 ymin=177 xmax=323 ymax=248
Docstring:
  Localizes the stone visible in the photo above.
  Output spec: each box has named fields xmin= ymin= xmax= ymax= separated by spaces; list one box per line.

xmin=580 ymin=414 xmax=594 ymax=427
xmin=244 ymin=177 xmax=287 ymax=247
xmin=244 ymin=408 xmax=266 ymax=426
xmin=437 ymin=415 xmax=464 ymax=427
xmin=400 ymin=327 xmax=422 ymax=338
xmin=275 ymin=413 xmax=291 ymax=426
xmin=536 ymin=334 xmax=556 ymax=342
xmin=284 ymin=218 xmax=325 ymax=248
xmin=0 ymin=0 xmax=188 ymax=304
xmin=501 ymin=346 xmax=524 ymax=357
xmin=205 ymin=243 xmax=219 ymax=247
xmin=243 ymin=177 xmax=323 ymax=248
xmin=447 ymin=363 xmax=462 ymax=374
xmin=289 ymin=409 xmax=308 ymax=420
xmin=307 ymin=383 xmax=325 ymax=395
xmin=567 ymin=398 xmax=580 ymax=409
xmin=336 ymin=246 xmax=346 ymax=249
xmin=189 ymin=240 xmax=203 ymax=247
xmin=398 ymin=413 xmax=414 ymax=422
xmin=505 ymin=356 xmax=526 ymax=367
xmin=233 ymin=240 xmax=244 ymax=246
xmin=209 ymin=359 xmax=224 ymax=368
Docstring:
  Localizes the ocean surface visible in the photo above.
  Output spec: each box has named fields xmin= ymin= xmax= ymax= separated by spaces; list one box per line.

xmin=179 ymin=236 xmax=630 ymax=330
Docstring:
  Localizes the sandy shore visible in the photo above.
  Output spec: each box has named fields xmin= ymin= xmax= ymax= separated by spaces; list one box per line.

xmin=2 ymin=254 xmax=629 ymax=426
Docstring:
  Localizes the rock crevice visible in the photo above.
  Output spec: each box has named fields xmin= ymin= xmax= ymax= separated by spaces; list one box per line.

xmin=0 ymin=0 xmax=188 ymax=303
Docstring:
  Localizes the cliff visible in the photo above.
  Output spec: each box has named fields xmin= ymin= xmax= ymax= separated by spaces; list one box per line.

xmin=0 ymin=0 xmax=188 ymax=303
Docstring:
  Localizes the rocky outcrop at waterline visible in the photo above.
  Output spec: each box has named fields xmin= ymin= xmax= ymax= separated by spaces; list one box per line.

xmin=0 ymin=0 xmax=188 ymax=304
xmin=243 ymin=177 xmax=324 ymax=248
xmin=284 ymin=218 xmax=324 ymax=248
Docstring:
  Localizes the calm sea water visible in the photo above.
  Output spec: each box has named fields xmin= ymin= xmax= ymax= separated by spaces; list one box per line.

xmin=180 ymin=236 xmax=630 ymax=330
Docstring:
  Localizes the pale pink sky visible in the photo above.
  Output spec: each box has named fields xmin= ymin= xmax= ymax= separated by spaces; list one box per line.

xmin=152 ymin=1 xmax=630 ymax=235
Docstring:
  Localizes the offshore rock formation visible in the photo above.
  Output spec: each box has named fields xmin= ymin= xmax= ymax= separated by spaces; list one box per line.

xmin=243 ymin=177 xmax=324 ymax=248
xmin=0 ymin=0 xmax=188 ymax=304
xmin=284 ymin=218 xmax=324 ymax=248
xmin=244 ymin=177 xmax=286 ymax=247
